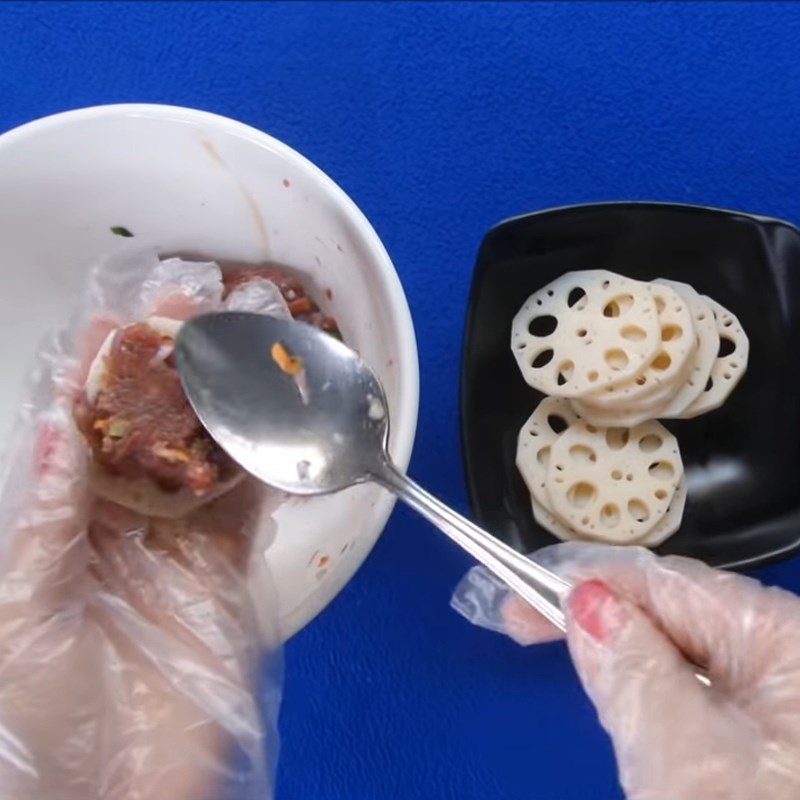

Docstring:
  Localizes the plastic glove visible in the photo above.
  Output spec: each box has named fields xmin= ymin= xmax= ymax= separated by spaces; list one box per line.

xmin=0 ymin=249 xmax=280 ymax=800
xmin=452 ymin=542 xmax=800 ymax=800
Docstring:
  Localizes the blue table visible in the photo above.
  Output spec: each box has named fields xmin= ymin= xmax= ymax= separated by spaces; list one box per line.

xmin=2 ymin=3 xmax=800 ymax=797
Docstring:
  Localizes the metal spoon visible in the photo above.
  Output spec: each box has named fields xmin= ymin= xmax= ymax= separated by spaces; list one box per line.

xmin=175 ymin=312 xmax=570 ymax=629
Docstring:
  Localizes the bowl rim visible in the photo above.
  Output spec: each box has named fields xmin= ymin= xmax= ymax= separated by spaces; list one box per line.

xmin=0 ymin=103 xmax=420 ymax=636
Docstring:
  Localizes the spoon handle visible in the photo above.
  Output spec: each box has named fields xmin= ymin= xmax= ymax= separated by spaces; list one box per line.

xmin=373 ymin=459 xmax=570 ymax=630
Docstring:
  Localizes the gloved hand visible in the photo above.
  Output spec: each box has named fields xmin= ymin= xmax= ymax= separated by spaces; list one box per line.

xmin=0 ymin=412 xmax=274 ymax=800
xmin=0 ymin=250 xmax=280 ymax=800
xmin=452 ymin=542 xmax=800 ymax=800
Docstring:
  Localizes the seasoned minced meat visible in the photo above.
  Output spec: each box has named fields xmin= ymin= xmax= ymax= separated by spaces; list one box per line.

xmin=73 ymin=322 xmax=237 ymax=495
xmin=75 ymin=269 xmax=340 ymax=496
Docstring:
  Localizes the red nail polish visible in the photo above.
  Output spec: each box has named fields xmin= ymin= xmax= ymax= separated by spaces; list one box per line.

xmin=568 ymin=579 xmax=625 ymax=643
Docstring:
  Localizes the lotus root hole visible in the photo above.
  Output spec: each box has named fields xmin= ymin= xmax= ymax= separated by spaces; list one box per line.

xmin=628 ymin=498 xmax=650 ymax=523
xmin=639 ymin=434 xmax=663 ymax=452
xmin=588 ymin=370 xmax=599 ymax=382
xmin=652 ymin=352 xmax=671 ymax=371
xmin=557 ymin=360 xmax=575 ymax=386
xmin=661 ymin=324 xmax=682 ymax=342
xmin=655 ymin=488 xmax=668 ymax=500
xmin=567 ymin=481 xmax=597 ymax=509
xmin=719 ymin=337 xmax=736 ymax=357
xmin=605 ymin=348 xmax=629 ymax=371
xmin=648 ymin=461 xmax=675 ymax=480
xmin=605 ymin=428 xmax=629 ymax=450
xmin=529 ymin=315 xmax=558 ymax=337
xmin=611 ymin=469 xmax=623 ymax=481
xmin=600 ymin=503 xmax=621 ymax=528
xmin=603 ymin=294 xmax=634 ymax=318
xmin=537 ymin=446 xmax=551 ymax=465
xmin=547 ymin=414 xmax=568 ymax=435
xmin=621 ymin=325 xmax=646 ymax=342
xmin=531 ymin=349 xmax=554 ymax=369
xmin=569 ymin=444 xmax=597 ymax=464
xmin=568 ymin=287 xmax=587 ymax=308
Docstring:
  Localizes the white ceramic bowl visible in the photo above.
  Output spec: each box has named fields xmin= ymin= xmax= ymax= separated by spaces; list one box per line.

xmin=0 ymin=104 xmax=419 ymax=639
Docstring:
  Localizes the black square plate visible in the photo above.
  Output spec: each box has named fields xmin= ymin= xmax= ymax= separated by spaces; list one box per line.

xmin=460 ymin=202 xmax=800 ymax=569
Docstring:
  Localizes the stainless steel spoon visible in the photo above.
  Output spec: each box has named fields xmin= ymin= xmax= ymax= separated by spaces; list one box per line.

xmin=175 ymin=312 xmax=570 ymax=630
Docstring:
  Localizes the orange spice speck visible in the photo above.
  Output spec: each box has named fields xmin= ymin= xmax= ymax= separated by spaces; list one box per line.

xmin=271 ymin=342 xmax=304 ymax=376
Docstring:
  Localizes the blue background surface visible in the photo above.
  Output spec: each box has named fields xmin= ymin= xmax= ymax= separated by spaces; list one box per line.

xmin=3 ymin=3 xmax=800 ymax=798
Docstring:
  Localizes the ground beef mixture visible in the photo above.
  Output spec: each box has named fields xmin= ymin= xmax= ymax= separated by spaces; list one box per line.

xmin=224 ymin=267 xmax=341 ymax=339
xmin=73 ymin=322 xmax=237 ymax=495
xmin=75 ymin=269 xmax=340 ymax=495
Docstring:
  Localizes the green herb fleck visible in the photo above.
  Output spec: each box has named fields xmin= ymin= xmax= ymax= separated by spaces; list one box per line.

xmin=110 ymin=226 xmax=134 ymax=238
xmin=107 ymin=419 xmax=130 ymax=439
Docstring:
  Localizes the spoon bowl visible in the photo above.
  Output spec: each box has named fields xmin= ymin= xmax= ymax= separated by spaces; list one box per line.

xmin=177 ymin=312 xmax=388 ymax=495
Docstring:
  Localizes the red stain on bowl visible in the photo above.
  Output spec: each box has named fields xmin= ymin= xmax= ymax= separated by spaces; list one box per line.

xmin=282 ymin=178 xmax=290 ymax=188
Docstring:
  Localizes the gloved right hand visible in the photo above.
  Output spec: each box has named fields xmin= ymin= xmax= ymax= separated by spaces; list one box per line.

xmin=453 ymin=542 xmax=800 ymax=800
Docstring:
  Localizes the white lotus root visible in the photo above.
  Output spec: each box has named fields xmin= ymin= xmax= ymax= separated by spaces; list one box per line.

xmin=575 ymin=282 xmax=695 ymax=408
xmin=651 ymin=279 xmax=720 ymax=418
xmin=545 ymin=421 xmax=683 ymax=542
xmin=516 ymin=397 xmax=580 ymax=509
xmin=530 ymin=475 xmax=687 ymax=546
xmin=680 ymin=296 xmax=749 ymax=418
xmin=511 ymin=271 xmax=747 ymax=423
xmin=516 ymin=402 xmax=689 ymax=545
xmin=511 ymin=270 xmax=661 ymax=397
xmin=637 ymin=476 xmax=688 ymax=547
xmin=512 ymin=271 xmax=748 ymax=546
